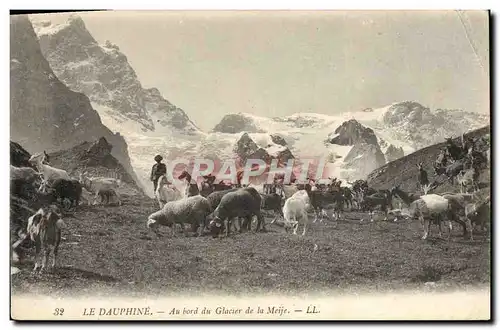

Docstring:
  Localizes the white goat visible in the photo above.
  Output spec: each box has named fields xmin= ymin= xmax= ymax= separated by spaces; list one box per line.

xmin=26 ymin=205 xmax=64 ymax=272
xmin=28 ymin=152 xmax=70 ymax=191
xmin=282 ymin=195 xmax=311 ymax=236
xmin=79 ymin=172 xmax=122 ymax=206
xmin=155 ymin=175 xmax=182 ymax=209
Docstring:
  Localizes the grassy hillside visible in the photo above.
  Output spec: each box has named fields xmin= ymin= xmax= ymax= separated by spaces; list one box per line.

xmin=367 ymin=126 xmax=491 ymax=195
xmin=11 ymin=133 xmax=490 ymax=299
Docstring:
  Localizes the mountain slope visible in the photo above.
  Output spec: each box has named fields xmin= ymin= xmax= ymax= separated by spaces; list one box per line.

xmin=367 ymin=125 xmax=491 ymax=195
xmin=32 ymin=15 xmax=199 ymax=135
xmin=47 ymin=137 xmax=144 ymax=196
xmin=30 ymin=15 xmax=489 ymax=194
xmin=10 ymin=15 xmax=145 ymax=195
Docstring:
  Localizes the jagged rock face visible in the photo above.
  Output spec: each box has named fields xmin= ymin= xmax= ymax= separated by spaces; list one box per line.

xmin=233 ymin=133 xmax=266 ymax=164
xmin=10 ymin=15 xmax=145 ymax=194
xmin=32 ymin=15 xmax=198 ymax=134
xmin=342 ymin=143 xmax=387 ymax=180
xmin=382 ymin=101 xmax=489 ymax=149
xmin=233 ymin=133 xmax=259 ymax=157
xmin=86 ymin=137 xmax=112 ymax=156
xmin=80 ymin=137 xmax=117 ymax=167
xmin=233 ymin=133 xmax=295 ymax=166
xmin=213 ymin=114 xmax=264 ymax=134
xmin=275 ymin=148 xmax=295 ymax=164
xmin=325 ymin=119 xmax=388 ymax=179
xmin=385 ymin=144 xmax=405 ymax=163
xmin=48 ymin=138 xmax=143 ymax=195
xmin=11 ymin=15 xmax=103 ymax=151
xmin=270 ymin=134 xmax=287 ymax=146
xmin=327 ymin=119 xmax=378 ymax=146
xmin=10 ymin=141 xmax=34 ymax=168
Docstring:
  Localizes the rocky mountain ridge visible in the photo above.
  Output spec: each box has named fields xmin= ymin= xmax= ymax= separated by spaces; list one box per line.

xmin=32 ymin=15 xmax=199 ymax=135
xmin=10 ymin=15 xmax=145 ymax=194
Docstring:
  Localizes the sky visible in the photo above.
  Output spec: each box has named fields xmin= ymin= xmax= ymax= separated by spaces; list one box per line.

xmin=29 ymin=10 xmax=490 ymax=131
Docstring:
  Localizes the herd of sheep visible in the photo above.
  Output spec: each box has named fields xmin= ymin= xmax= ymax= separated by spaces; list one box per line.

xmin=10 ymin=138 xmax=491 ymax=274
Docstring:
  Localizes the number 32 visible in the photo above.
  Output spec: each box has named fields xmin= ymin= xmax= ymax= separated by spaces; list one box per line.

xmin=53 ymin=308 xmax=65 ymax=316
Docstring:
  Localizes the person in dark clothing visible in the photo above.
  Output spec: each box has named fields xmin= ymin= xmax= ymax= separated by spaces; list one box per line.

xmin=151 ymin=155 xmax=167 ymax=193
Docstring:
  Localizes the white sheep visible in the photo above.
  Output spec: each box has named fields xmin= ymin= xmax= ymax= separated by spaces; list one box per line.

xmin=147 ymin=195 xmax=212 ymax=237
xmin=155 ymin=174 xmax=182 ymax=209
xmin=282 ymin=195 xmax=311 ymax=236
xmin=289 ymin=190 xmax=317 ymax=217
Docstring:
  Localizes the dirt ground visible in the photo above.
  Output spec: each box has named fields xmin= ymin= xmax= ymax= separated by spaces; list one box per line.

xmin=11 ymin=195 xmax=490 ymax=298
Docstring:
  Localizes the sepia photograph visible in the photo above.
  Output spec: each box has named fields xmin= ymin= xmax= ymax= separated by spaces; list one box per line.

xmin=9 ymin=9 xmax=491 ymax=321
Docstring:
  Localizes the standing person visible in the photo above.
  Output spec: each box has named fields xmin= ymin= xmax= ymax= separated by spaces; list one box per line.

xmin=151 ymin=155 xmax=167 ymax=193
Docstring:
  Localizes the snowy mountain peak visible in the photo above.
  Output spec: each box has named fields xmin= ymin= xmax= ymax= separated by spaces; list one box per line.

xmin=327 ymin=119 xmax=378 ymax=146
xmin=32 ymin=16 xmax=200 ymax=136
xmin=213 ymin=113 xmax=266 ymax=134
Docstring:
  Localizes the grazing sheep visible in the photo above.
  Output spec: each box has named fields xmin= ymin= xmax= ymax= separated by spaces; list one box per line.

xmin=26 ymin=205 xmax=64 ymax=272
xmin=282 ymin=195 xmax=311 ymax=236
xmin=260 ymin=193 xmax=284 ymax=224
xmin=155 ymin=175 xmax=183 ymax=208
xmin=206 ymin=188 xmax=239 ymax=212
xmin=79 ymin=172 xmax=122 ymax=206
xmin=147 ymin=195 xmax=211 ymax=237
xmin=209 ymin=187 xmax=265 ymax=237
xmin=392 ymin=186 xmax=469 ymax=240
